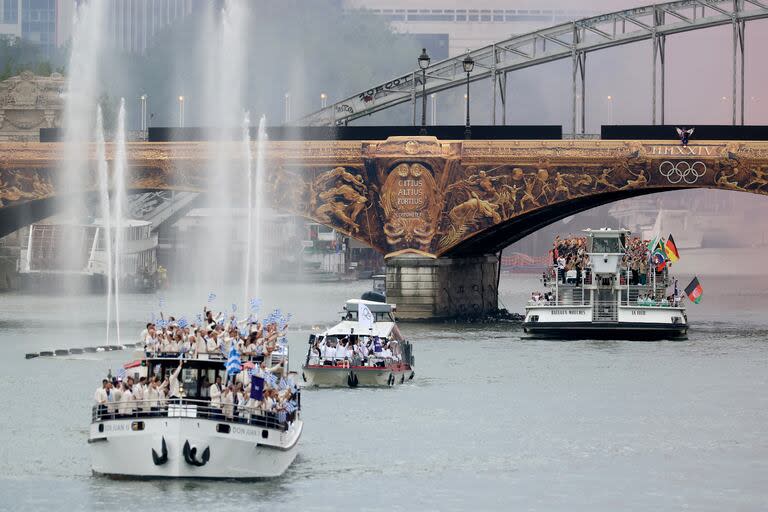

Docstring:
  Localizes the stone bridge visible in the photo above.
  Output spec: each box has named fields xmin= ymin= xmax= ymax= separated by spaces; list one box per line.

xmin=2 ymin=136 xmax=768 ymax=318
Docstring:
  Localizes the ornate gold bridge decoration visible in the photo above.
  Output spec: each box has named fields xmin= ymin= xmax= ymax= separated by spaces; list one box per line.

xmin=1 ymin=137 xmax=768 ymax=256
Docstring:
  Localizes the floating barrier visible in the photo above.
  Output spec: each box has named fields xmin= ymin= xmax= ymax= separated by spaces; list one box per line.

xmin=54 ymin=349 xmax=70 ymax=356
xmin=25 ymin=353 xmax=39 ymax=359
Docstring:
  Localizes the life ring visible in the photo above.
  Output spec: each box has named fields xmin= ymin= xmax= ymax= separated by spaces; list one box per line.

xmin=347 ymin=372 xmax=358 ymax=388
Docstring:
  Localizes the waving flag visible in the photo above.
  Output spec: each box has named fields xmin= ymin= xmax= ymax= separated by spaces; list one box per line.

xmin=249 ymin=375 xmax=265 ymax=400
xmin=158 ymin=296 xmax=165 ymax=309
xmin=277 ymin=411 xmax=287 ymax=423
xmin=196 ymin=313 xmax=203 ymax=324
xmin=284 ymin=401 xmax=297 ymax=413
xmin=358 ymin=303 xmax=375 ymax=331
xmin=225 ymin=343 xmax=241 ymax=376
xmin=177 ymin=317 xmax=188 ymax=329
xmin=264 ymin=372 xmax=278 ymax=387
xmin=684 ymin=277 xmax=703 ymax=304
xmin=208 ymin=292 xmax=217 ymax=303
xmin=116 ymin=367 xmax=126 ymax=380
xmin=231 ymin=303 xmax=237 ymax=313
xmin=249 ymin=298 xmax=261 ymax=313
xmin=664 ymin=234 xmax=680 ymax=262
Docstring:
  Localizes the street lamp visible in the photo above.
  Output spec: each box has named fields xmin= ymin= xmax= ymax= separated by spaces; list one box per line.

xmin=430 ymin=93 xmax=437 ymax=126
xmin=284 ymin=93 xmax=291 ymax=123
xmin=418 ymin=48 xmax=430 ymax=135
xmin=139 ymin=94 xmax=148 ymax=131
xmin=320 ymin=92 xmax=327 ymax=109
xmin=178 ymin=95 xmax=184 ymax=128
xmin=462 ymin=51 xmax=474 ymax=139
xmin=607 ymin=95 xmax=613 ymax=125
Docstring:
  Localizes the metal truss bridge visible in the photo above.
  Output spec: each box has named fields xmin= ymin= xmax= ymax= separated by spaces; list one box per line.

xmin=295 ymin=0 xmax=768 ymax=134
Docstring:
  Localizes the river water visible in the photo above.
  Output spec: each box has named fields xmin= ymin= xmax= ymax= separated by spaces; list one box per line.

xmin=0 ymin=273 xmax=766 ymax=511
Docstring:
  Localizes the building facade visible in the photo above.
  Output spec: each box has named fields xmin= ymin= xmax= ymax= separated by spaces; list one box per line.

xmin=344 ymin=0 xmax=593 ymax=58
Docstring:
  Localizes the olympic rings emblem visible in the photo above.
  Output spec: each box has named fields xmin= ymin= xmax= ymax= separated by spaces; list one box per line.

xmin=658 ymin=160 xmax=707 ymax=184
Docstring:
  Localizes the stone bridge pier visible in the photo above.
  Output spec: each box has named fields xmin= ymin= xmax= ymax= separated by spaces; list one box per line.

xmin=386 ymin=254 xmax=499 ymax=320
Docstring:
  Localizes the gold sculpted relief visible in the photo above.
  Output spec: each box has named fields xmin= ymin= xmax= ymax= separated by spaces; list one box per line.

xmin=310 ymin=167 xmax=369 ymax=234
xmin=380 ymin=163 xmax=440 ymax=250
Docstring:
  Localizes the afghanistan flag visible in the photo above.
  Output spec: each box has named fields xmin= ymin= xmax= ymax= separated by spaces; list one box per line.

xmin=684 ymin=277 xmax=703 ymax=304
xmin=664 ymin=234 xmax=680 ymax=262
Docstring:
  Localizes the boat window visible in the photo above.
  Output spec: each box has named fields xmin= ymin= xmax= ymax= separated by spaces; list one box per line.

xmin=591 ymin=237 xmax=621 ymax=253
xmin=181 ymin=368 xmax=200 ymax=398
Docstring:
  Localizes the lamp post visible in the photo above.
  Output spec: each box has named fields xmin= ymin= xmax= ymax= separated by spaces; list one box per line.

xmin=463 ymin=51 xmax=474 ymax=139
xmin=139 ymin=94 xmax=148 ymax=131
xmin=284 ymin=93 xmax=291 ymax=123
xmin=418 ymin=48 xmax=430 ymax=135
xmin=430 ymin=93 xmax=437 ymax=126
xmin=178 ymin=95 xmax=184 ymax=127
xmin=320 ymin=92 xmax=327 ymax=109
xmin=607 ymin=95 xmax=613 ymax=125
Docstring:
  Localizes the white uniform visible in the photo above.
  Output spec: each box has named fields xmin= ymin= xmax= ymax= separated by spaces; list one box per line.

xmin=118 ymin=389 xmax=135 ymax=415
xmin=209 ymin=383 xmax=223 ymax=409
xmin=94 ymin=387 xmax=108 ymax=405
xmin=168 ymin=365 xmax=182 ymax=399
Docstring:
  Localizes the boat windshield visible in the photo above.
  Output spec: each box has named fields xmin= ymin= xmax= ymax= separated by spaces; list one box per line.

xmin=342 ymin=310 xmax=393 ymax=322
xmin=591 ymin=236 xmax=623 ymax=253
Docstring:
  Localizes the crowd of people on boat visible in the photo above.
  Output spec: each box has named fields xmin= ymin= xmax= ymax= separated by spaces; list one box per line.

xmin=529 ymin=234 xmax=678 ymax=306
xmin=307 ymin=335 xmax=402 ymax=367
xmin=551 ymin=236 xmax=590 ymax=284
xmin=93 ymin=305 xmax=299 ymax=425
xmin=139 ymin=307 xmax=287 ymax=361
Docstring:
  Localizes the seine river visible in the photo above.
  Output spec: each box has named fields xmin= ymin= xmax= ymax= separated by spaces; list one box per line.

xmin=0 ymin=273 xmax=766 ymax=511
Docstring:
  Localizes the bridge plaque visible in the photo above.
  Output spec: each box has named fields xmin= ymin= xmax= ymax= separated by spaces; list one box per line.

xmin=381 ymin=163 xmax=440 ymax=252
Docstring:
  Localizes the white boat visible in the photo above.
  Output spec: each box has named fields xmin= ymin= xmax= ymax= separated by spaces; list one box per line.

xmin=301 ymin=299 xmax=415 ymax=388
xmin=523 ymin=228 xmax=688 ymax=340
xmin=89 ymin=354 xmax=302 ymax=479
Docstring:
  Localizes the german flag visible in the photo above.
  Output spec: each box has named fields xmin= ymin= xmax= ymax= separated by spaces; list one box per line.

xmin=684 ymin=277 xmax=703 ymax=304
xmin=664 ymin=234 xmax=680 ymax=262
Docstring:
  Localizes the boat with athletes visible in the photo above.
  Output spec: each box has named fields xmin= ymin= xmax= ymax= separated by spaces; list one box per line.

xmin=302 ymin=298 xmax=415 ymax=388
xmin=523 ymin=228 xmax=688 ymax=340
xmin=89 ymin=347 xmax=302 ymax=479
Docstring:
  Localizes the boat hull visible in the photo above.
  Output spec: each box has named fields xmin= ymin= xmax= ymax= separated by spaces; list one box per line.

xmin=302 ymin=364 xmax=414 ymax=388
xmin=523 ymin=321 xmax=688 ymax=340
xmin=89 ymin=416 xmax=302 ymax=479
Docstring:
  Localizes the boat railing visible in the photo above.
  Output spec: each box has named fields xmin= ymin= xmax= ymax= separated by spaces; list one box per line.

xmin=307 ymin=355 xmax=403 ymax=367
xmin=91 ymin=397 xmax=298 ymax=431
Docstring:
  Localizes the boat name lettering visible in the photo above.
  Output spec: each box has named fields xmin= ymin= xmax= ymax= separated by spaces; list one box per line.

xmin=552 ymin=309 xmax=585 ymax=315
xmin=631 ymin=309 xmax=646 ymax=316
xmin=231 ymin=426 xmax=261 ymax=437
xmin=104 ymin=423 xmax=129 ymax=432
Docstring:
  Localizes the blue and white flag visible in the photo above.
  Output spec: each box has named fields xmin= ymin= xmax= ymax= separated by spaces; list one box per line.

xmin=208 ymin=292 xmax=217 ymax=303
xmin=225 ymin=343 xmax=241 ymax=376
xmin=358 ymin=303 xmax=375 ymax=331
xmin=231 ymin=303 xmax=237 ymax=313
xmin=196 ymin=313 xmax=203 ymax=325
xmin=249 ymin=298 xmax=261 ymax=313
xmin=116 ymin=367 xmax=126 ymax=380
xmin=158 ymin=296 xmax=165 ymax=309
xmin=277 ymin=411 xmax=287 ymax=423
xmin=264 ymin=372 xmax=278 ymax=387
xmin=177 ymin=317 xmax=188 ymax=329
xmin=279 ymin=377 xmax=287 ymax=390
xmin=284 ymin=401 xmax=296 ymax=413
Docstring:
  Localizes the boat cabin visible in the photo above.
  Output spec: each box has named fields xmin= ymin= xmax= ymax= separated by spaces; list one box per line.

xmin=341 ymin=299 xmax=396 ymax=322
